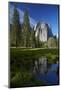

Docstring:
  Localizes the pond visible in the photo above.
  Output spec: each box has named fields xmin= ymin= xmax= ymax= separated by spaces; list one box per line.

xmin=10 ymin=56 xmax=59 ymax=87
xmin=33 ymin=57 xmax=59 ymax=85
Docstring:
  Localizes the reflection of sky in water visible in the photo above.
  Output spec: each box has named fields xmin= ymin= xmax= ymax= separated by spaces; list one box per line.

xmin=33 ymin=57 xmax=59 ymax=85
xmin=51 ymin=64 xmax=58 ymax=71
xmin=37 ymin=71 xmax=58 ymax=85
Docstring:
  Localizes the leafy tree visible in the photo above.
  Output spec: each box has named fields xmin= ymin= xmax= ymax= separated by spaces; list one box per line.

xmin=11 ymin=6 xmax=21 ymax=47
xmin=48 ymin=37 xmax=57 ymax=48
xmin=53 ymin=36 xmax=58 ymax=48
xmin=42 ymin=42 xmax=48 ymax=48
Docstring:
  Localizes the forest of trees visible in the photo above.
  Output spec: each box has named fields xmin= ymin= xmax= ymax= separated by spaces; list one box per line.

xmin=10 ymin=6 xmax=37 ymax=48
xmin=10 ymin=6 xmax=58 ymax=48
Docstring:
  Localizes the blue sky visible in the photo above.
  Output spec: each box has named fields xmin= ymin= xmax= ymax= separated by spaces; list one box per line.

xmin=9 ymin=2 xmax=59 ymax=37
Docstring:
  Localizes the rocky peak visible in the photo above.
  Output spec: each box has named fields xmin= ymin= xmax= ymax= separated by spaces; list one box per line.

xmin=34 ymin=22 xmax=53 ymax=42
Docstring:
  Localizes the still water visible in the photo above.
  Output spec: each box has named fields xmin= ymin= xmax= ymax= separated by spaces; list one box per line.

xmin=32 ymin=57 xmax=59 ymax=85
xmin=11 ymin=56 xmax=59 ymax=87
xmin=19 ymin=57 xmax=59 ymax=85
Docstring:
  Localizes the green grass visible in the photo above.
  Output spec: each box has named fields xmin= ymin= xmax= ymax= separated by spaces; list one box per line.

xmin=10 ymin=47 xmax=59 ymax=67
xmin=10 ymin=47 xmax=58 ymax=59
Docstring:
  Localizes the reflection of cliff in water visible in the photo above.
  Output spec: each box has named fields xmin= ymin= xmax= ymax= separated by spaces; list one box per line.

xmin=33 ymin=57 xmax=48 ymax=74
xmin=32 ymin=57 xmax=59 ymax=85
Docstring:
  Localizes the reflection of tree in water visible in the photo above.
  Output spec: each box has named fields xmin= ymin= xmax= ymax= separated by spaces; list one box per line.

xmin=33 ymin=57 xmax=59 ymax=75
xmin=33 ymin=57 xmax=48 ymax=74
xmin=32 ymin=57 xmax=59 ymax=85
xmin=10 ymin=56 xmax=59 ymax=87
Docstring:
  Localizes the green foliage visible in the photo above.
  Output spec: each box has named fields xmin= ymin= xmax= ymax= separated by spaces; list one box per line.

xmin=10 ymin=48 xmax=58 ymax=61
xmin=11 ymin=6 xmax=21 ymax=47
xmin=22 ymin=10 xmax=31 ymax=47
xmin=31 ymin=28 xmax=36 ymax=48
xmin=46 ymin=53 xmax=58 ymax=64
xmin=10 ymin=71 xmax=45 ymax=87
xmin=42 ymin=42 xmax=48 ymax=48
xmin=48 ymin=37 xmax=57 ymax=48
xmin=36 ymin=34 xmax=40 ymax=48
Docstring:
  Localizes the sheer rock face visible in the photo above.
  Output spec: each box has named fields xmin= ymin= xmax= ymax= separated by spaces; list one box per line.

xmin=34 ymin=22 xmax=53 ymax=42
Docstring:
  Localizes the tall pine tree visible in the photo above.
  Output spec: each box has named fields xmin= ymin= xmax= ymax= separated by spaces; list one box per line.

xmin=31 ymin=27 xmax=36 ymax=48
xmin=11 ymin=5 xmax=21 ymax=47
xmin=23 ymin=10 xmax=30 ymax=47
